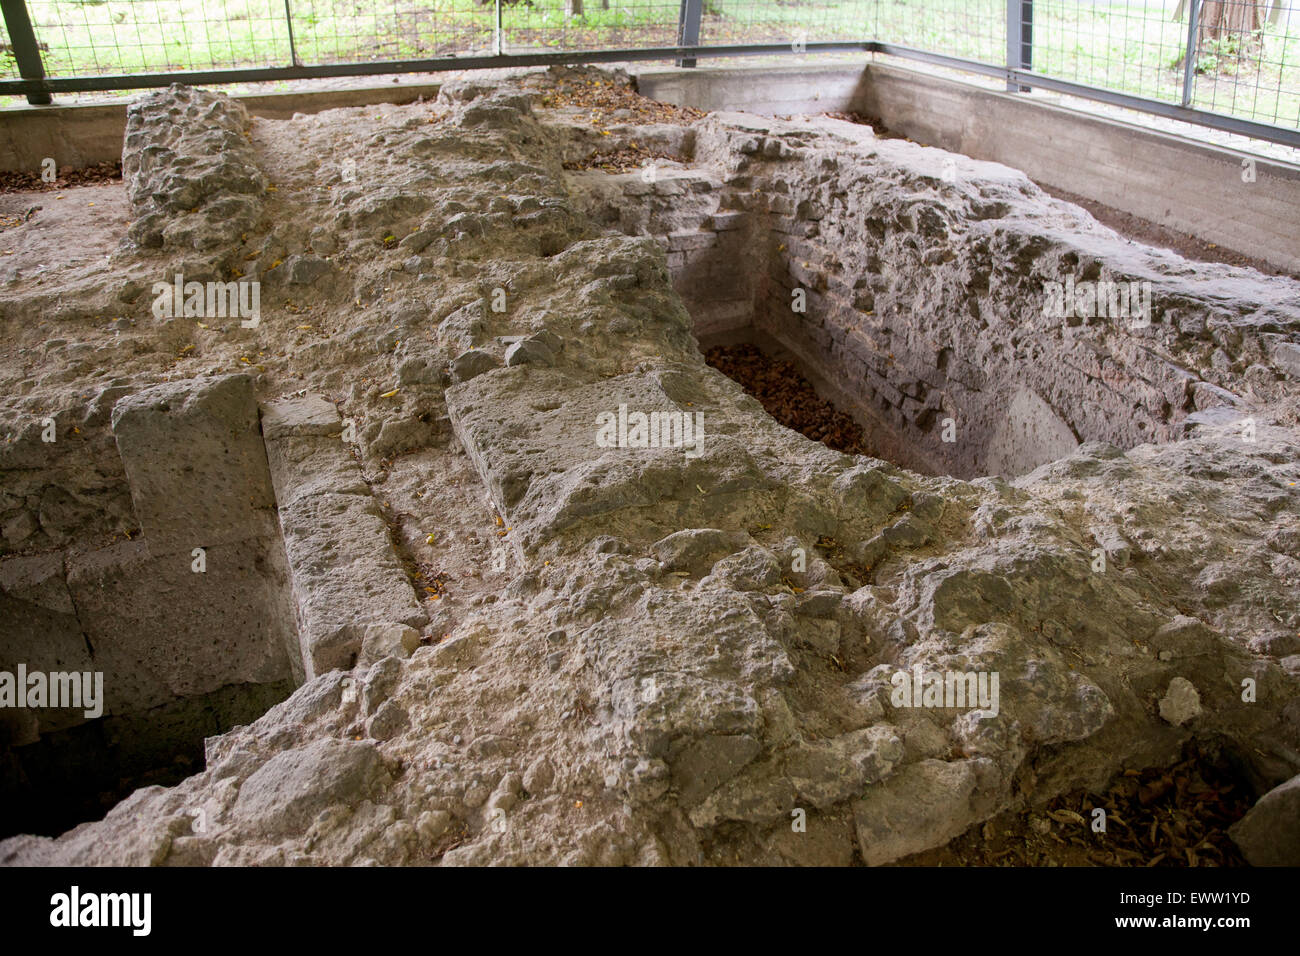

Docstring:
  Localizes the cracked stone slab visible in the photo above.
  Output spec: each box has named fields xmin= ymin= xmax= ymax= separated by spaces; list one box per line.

xmin=277 ymin=492 xmax=426 ymax=678
xmin=111 ymin=373 xmax=277 ymax=550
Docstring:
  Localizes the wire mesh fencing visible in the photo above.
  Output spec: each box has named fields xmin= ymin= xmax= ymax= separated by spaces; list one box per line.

xmin=695 ymin=0 xmax=874 ymax=46
xmin=873 ymin=0 xmax=1006 ymax=66
xmin=499 ymin=1 xmax=682 ymax=55
xmin=21 ymin=1 xmax=293 ymax=76
xmin=1022 ymin=1 xmax=1299 ymax=130
xmin=2 ymin=1 xmax=1299 ymax=143
xmin=1184 ymin=0 xmax=1300 ymax=128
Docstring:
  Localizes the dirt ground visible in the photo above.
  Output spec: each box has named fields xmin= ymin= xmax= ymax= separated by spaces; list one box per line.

xmin=904 ymin=742 xmax=1251 ymax=867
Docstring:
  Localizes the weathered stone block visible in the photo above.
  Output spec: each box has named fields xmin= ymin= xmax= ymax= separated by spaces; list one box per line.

xmin=277 ymin=492 xmax=426 ymax=677
xmin=111 ymin=374 xmax=276 ymax=549
xmin=261 ymin=395 xmax=368 ymax=508
xmin=0 ymin=553 xmax=93 ymax=739
xmin=65 ymin=537 xmax=296 ymax=716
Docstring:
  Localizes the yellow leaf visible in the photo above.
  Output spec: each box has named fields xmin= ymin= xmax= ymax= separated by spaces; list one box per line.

xmin=379 ymin=388 xmax=400 ymax=398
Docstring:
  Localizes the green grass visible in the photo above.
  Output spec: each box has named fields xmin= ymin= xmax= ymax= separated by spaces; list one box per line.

xmin=3 ymin=0 xmax=1298 ymax=130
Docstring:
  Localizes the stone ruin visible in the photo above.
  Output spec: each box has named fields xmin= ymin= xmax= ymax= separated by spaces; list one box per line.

xmin=1 ymin=69 xmax=1298 ymax=866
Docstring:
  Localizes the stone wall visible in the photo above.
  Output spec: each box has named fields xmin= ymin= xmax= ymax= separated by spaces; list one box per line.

xmin=577 ymin=112 xmax=1300 ymax=479
xmin=2 ymin=375 xmax=298 ymax=740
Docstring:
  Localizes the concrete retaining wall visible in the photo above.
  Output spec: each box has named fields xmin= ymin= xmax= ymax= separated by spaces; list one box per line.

xmin=0 ymin=82 xmax=443 ymax=174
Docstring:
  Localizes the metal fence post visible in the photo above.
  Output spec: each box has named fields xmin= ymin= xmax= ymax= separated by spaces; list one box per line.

xmin=1181 ymin=0 xmax=1202 ymax=108
xmin=495 ymin=0 xmax=504 ymax=57
xmin=283 ymin=0 xmax=301 ymax=68
xmin=677 ymin=0 xmax=702 ymax=68
xmin=1005 ymin=0 xmax=1032 ymax=92
xmin=1 ymin=0 xmax=52 ymax=105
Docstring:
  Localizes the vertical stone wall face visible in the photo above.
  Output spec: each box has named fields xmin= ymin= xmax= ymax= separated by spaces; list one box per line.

xmin=581 ymin=114 xmax=1299 ymax=479
xmin=1 ymin=374 xmax=303 ymax=834
xmin=571 ymin=167 xmax=760 ymax=341
xmin=0 ymin=385 xmax=137 ymax=557
xmin=2 ymin=375 xmax=300 ymax=738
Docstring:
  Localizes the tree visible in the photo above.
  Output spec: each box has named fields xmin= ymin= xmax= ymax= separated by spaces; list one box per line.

xmin=1173 ymin=0 xmax=1284 ymax=72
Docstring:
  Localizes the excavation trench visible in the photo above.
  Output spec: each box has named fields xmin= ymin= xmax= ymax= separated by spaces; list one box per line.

xmin=689 ymin=240 xmax=1182 ymax=480
xmin=1 ymin=377 xmax=428 ymax=838
xmin=0 ymin=375 xmax=304 ymax=838
xmin=573 ymin=161 xmax=1199 ymax=481
xmin=3 ymin=73 xmax=1297 ymax=866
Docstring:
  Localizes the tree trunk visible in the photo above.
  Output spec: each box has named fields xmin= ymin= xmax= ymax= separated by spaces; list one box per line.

xmin=565 ymin=0 xmax=583 ymax=18
xmin=1198 ymin=0 xmax=1267 ymax=39
xmin=1175 ymin=0 xmax=1271 ymax=71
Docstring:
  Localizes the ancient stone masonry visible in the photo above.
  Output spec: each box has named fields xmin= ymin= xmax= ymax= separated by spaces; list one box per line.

xmin=571 ymin=110 xmax=1300 ymax=480
xmin=1 ymin=68 xmax=1298 ymax=865
xmin=261 ymin=394 xmax=427 ymax=677
xmin=0 ymin=372 xmax=301 ymax=834
xmin=122 ymin=85 xmax=266 ymax=253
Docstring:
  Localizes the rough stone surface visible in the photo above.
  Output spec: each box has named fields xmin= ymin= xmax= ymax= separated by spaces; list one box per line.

xmin=277 ymin=492 xmax=427 ymax=677
xmin=111 ymin=373 xmax=277 ymax=548
xmin=1157 ymin=676 xmax=1203 ymax=727
xmin=1 ymin=67 xmax=1298 ymax=866
xmin=1229 ymin=773 xmax=1300 ymax=866
xmin=122 ymin=84 xmax=265 ymax=252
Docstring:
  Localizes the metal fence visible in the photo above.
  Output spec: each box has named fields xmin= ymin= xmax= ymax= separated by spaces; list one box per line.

xmin=2 ymin=1 xmax=1299 ymax=147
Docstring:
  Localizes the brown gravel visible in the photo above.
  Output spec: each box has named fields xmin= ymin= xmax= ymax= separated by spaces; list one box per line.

xmin=706 ymin=342 xmax=870 ymax=456
xmin=562 ymin=139 xmax=680 ymax=173
xmin=539 ymin=73 xmax=706 ymax=127
xmin=0 ymin=160 xmax=122 ymax=194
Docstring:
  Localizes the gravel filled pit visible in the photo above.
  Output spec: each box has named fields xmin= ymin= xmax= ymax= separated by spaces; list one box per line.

xmin=705 ymin=342 xmax=871 ymax=457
